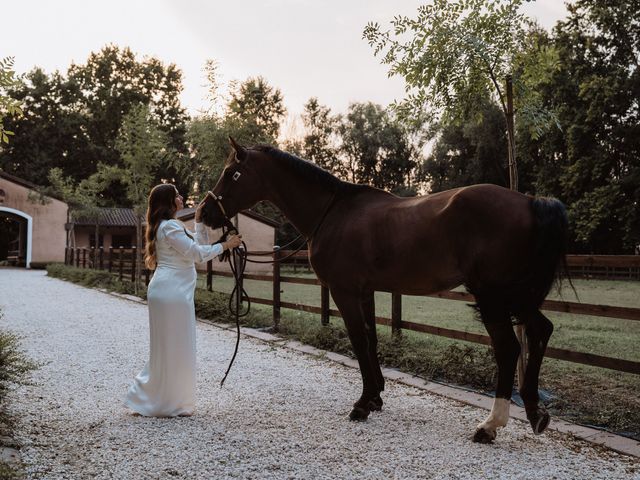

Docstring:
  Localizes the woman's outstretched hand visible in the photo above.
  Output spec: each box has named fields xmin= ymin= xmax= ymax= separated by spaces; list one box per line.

xmin=224 ymin=234 xmax=243 ymax=251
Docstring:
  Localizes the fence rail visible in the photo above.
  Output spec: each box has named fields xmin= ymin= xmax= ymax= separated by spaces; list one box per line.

xmin=205 ymin=251 xmax=640 ymax=375
xmin=64 ymin=247 xmax=640 ymax=375
xmin=64 ymin=246 xmax=151 ymax=285
xmin=566 ymin=255 xmax=640 ymax=280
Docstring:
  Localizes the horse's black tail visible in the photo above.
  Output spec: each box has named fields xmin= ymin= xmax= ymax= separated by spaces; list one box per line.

xmin=526 ymin=196 xmax=570 ymax=309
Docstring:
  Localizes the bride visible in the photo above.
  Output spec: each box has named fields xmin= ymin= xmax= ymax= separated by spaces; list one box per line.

xmin=125 ymin=183 xmax=242 ymax=417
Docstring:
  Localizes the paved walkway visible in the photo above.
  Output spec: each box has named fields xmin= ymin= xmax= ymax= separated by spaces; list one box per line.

xmin=0 ymin=269 xmax=638 ymax=479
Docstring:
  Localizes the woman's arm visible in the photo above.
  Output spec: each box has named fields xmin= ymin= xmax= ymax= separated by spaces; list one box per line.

xmin=162 ymin=220 xmax=224 ymax=263
xmin=194 ymin=222 xmax=210 ymax=245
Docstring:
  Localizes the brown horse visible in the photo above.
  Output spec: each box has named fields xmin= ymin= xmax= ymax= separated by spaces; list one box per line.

xmin=201 ymin=137 xmax=568 ymax=444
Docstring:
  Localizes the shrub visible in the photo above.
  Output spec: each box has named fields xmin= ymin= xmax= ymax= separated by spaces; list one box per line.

xmin=0 ymin=311 xmax=38 ymax=406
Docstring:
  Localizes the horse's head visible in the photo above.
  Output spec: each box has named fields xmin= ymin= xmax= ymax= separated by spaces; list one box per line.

xmin=200 ymin=137 xmax=265 ymax=229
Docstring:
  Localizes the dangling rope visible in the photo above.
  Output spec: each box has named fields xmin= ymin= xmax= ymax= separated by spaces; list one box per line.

xmin=219 ymin=227 xmax=250 ymax=388
xmin=214 ymin=191 xmax=337 ymax=387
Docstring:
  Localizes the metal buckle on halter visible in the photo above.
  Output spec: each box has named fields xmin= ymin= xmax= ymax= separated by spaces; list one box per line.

xmin=233 ymin=171 xmax=241 ymax=181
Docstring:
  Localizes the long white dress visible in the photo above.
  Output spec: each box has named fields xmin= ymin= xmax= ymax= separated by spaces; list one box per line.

xmin=125 ymin=219 xmax=223 ymax=417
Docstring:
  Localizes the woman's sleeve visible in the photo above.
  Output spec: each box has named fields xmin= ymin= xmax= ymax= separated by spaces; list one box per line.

xmin=162 ymin=220 xmax=223 ymax=263
xmin=194 ymin=222 xmax=210 ymax=245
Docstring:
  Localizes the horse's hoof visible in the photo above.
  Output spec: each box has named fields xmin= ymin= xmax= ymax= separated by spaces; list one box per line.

xmin=369 ymin=395 xmax=383 ymax=412
xmin=472 ymin=427 xmax=496 ymax=444
xmin=349 ymin=406 xmax=370 ymax=421
xmin=527 ymin=408 xmax=550 ymax=435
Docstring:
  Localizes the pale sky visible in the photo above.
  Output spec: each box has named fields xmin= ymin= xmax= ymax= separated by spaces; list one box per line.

xmin=5 ymin=0 xmax=569 ymax=123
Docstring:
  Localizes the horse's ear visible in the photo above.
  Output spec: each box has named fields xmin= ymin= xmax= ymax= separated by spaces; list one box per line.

xmin=228 ymin=136 xmax=247 ymax=163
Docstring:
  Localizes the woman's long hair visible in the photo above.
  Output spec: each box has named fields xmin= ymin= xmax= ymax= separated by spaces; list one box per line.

xmin=144 ymin=184 xmax=178 ymax=270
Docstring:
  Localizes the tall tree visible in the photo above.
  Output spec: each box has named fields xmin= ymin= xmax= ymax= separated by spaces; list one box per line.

xmin=363 ymin=0 xmax=556 ymax=191
xmin=521 ymin=0 xmax=640 ymax=253
xmin=421 ymin=98 xmax=509 ymax=192
xmin=0 ymin=46 xmax=188 ymax=201
xmin=225 ymin=76 xmax=287 ymax=144
xmin=112 ymin=104 xmax=168 ymax=288
xmin=46 ymin=168 xmax=101 ymax=252
xmin=300 ymin=98 xmax=342 ymax=176
xmin=339 ymin=102 xmax=418 ymax=194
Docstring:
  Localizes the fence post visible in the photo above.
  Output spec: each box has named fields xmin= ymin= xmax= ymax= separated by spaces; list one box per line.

xmin=119 ymin=248 xmax=124 ymax=281
xmin=321 ymin=284 xmax=330 ymax=326
xmin=392 ymin=293 xmax=402 ymax=336
xmin=207 ymin=260 xmax=212 ymax=292
xmin=273 ymin=248 xmax=281 ymax=331
xmin=131 ymin=247 xmax=136 ymax=283
xmin=99 ymin=247 xmax=104 ymax=270
xmin=90 ymin=247 xmax=95 ymax=269
xmin=82 ymin=248 xmax=87 ymax=269
xmin=75 ymin=248 xmax=80 ymax=267
xmin=108 ymin=246 xmax=113 ymax=272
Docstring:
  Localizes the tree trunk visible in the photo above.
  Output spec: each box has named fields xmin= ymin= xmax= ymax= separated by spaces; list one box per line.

xmin=506 ymin=75 xmax=518 ymax=192
xmin=506 ymin=74 xmax=527 ymax=389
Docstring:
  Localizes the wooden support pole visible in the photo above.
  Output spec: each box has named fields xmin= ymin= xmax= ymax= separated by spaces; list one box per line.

xmin=273 ymin=249 xmax=281 ymax=331
xmin=391 ymin=293 xmax=402 ymax=336
xmin=320 ymin=284 xmax=330 ymax=326
xmin=131 ymin=247 xmax=136 ymax=283
xmin=119 ymin=248 xmax=124 ymax=281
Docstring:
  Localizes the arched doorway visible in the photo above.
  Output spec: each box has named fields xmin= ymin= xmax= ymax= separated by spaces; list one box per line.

xmin=0 ymin=207 xmax=32 ymax=268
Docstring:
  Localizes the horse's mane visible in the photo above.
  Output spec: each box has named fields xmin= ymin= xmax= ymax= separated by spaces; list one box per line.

xmin=250 ymin=145 xmax=346 ymax=191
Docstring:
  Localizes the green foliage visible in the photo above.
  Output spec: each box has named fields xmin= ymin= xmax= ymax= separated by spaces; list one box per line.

xmin=226 ymin=76 xmax=287 ymax=144
xmin=420 ymin=97 xmax=510 ymax=192
xmin=363 ymin=0 xmax=532 ymax=124
xmin=46 ymin=263 xmax=145 ymax=297
xmin=114 ymin=103 xmax=168 ymax=212
xmin=0 ymin=311 xmax=38 ymax=406
xmin=519 ymin=0 xmax=640 ymax=252
xmin=300 ymin=98 xmax=341 ymax=175
xmin=0 ymin=46 xmax=188 ymax=203
xmin=0 ymin=57 xmax=23 ymax=146
xmin=178 ymin=75 xmax=287 ymax=199
xmin=339 ymin=102 xmax=419 ymax=194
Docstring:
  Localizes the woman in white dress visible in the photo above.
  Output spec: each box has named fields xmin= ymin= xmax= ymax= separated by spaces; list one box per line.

xmin=125 ymin=183 xmax=242 ymax=417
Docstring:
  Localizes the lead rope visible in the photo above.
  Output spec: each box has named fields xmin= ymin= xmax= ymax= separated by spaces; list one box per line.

xmin=219 ymin=227 xmax=250 ymax=388
xmin=216 ymin=191 xmax=337 ymax=386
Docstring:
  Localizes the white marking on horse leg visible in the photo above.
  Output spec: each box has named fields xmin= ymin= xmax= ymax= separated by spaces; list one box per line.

xmin=477 ymin=398 xmax=511 ymax=434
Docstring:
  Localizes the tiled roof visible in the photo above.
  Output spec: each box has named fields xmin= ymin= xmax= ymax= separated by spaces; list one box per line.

xmin=73 ymin=208 xmax=137 ymax=227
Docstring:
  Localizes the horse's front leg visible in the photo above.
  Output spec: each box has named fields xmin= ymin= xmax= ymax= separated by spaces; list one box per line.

xmin=361 ymin=291 xmax=384 ymax=411
xmin=331 ymin=287 xmax=381 ymax=421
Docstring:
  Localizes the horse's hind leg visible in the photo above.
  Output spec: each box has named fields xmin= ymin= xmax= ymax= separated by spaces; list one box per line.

xmin=362 ymin=291 xmax=384 ymax=411
xmin=473 ymin=302 xmax=520 ymax=444
xmin=331 ymin=287 xmax=380 ymax=421
xmin=515 ymin=309 xmax=554 ymax=435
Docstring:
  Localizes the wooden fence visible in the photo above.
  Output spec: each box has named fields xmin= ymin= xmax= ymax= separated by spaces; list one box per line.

xmin=566 ymin=255 xmax=640 ymax=280
xmin=64 ymin=246 xmax=151 ymax=285
xmin=205 ymin=250 xmax=640 ymax=376
xmin=64 ymin=247 xmax=640 ymax=375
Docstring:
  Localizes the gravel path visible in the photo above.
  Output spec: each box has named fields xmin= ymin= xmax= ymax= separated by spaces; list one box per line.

xmin=0 ymin=269 xmax=638 ymax=479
